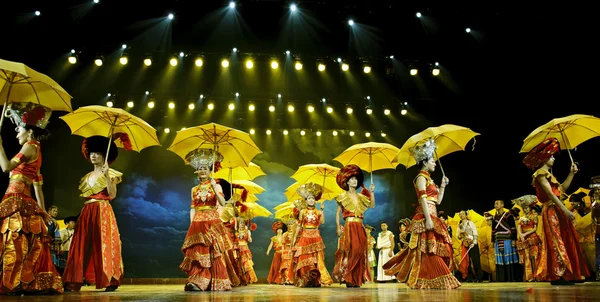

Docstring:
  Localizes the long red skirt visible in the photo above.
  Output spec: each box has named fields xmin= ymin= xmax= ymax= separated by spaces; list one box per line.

xmin=333 ymin=221 xmax=371 ymax=286
xmin=535 ymin=203 xmax=590 ymax=281
xmin=294 ymin=229 xmax=333 ymax=287
xmin=0 ymin=192 xmax=63 ymax=294
xmin=63 ymin=201 xmax=123 ymax=290
xmin=267 ymin=251 xmax=283 ymax=284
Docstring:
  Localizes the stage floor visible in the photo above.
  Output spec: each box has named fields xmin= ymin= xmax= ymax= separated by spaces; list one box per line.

xmin=3 ymin=282 xmax=599 ymax=301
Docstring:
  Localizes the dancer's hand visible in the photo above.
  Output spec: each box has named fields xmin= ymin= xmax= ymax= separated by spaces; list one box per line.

xmin=388 ymin=250 xmax=393 ymax=257
xmin=210 ymin=178 xmax=217 ymax=188
xmin=336 ymin=226 xmax=342 ymax=237
xmin=425 ymin=218 xmax=434 ymax=230
xmin=564 ymin=209 xmax=575 ymax=221
xmin=441 ymin=176 xmax=449 ymax=188
xmin=101 ymin=163 xmax=110 ymax=176
xmin=370 ymin=183 xmax=375 ymax=192
xmin=320 ymin=202 xmax=325 ymax=211
xmin=570 ymin=163 xmax=579 ymax=174
xmin=41 ymin=210 xmax=52 ymax=225
xmin=266 ymin=251 xmax=269 ymax=256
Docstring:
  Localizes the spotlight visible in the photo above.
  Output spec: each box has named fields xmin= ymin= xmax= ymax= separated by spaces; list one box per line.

xmin=229 ymin=1 xmax=235 ymax=8
xmin=168 ymin=102 xmax=175 ymax=109
xmin=228 ymin=103 xmax=235 ymax=110
xmin=333 ymin=130 xmax=338 ymax=136
xmin=235 ymin=92 xmax=239 ymax=97
xmin=349 ymin=131 xmax=355 ymax=136
xmin=200 ymin=94 xmax=204 ymax=99
xmin=278 ymin=94 xmax=282 ymax=98
xmin=346 ymin=107 xmax=353 ymax=114
xmin=295 ymin=61 xmax=303 ymax=70
xmin=71 ymin=49 xmax=76 ymax=53
xmin=318 ymin=63 xmax=326 ymax=72
xmin=290 ymin=4 xmax=297 ymax=11
xmin=106 ymin=101 xmax=113 ymax=107
xmin=94 ymin=0 xmax=99 ymax=3
xmin=286 ymin=50 xmax=291 ymax=55
xmin=179 ymin=52 xmax=184 ymax=58
xmin=245 ymin=60 xmax=254 ymax=69
xmin=170 ymin=58 xmax=178 ymax=66
xmin=381 ymin=132 xmax=387 ymax=137
xmin=300 ymin=130 xmax=306 ymax=136
xmin=435 ymin=62 xmax=440 ymax=66
xmin=145 ymin=91 xmax=150 ymax=95
xmin=168 ymin=13 xmax=174 ymax=20
xmin=68 ymin=55 xmax=77 ymax=64
xmin=365 ymin=132 xmax=371 ymax=137
xmin=195 ymin=58 xmax=203 ymax=67
xmin=283 ymin=130 xmax=289 ymax=135
xmin=384 ymin=109 xmax=391 ymax=115
xmin=248 ymin=104 xmax=255 ymax=111
xmin=207 ymin=103 xmax=214 ymax=110
xmin=221 ymin=59 xmax=229 ymax=68
xmin=119 ymin=55 xmax=128 ymax=65
xmin=366 ymin=96 xmax=371 ymax=100
xmin=316 ymin=131 xmax=322 ymax=136
xmin=271 ymin=60 xmax=279 ymax=69
xmin=363 ymin=65 xmax=371 ymax=74
xmin=348 ymin=19 xmax=354 ymax=26
xmin=127 ymin=101 xmax=134 ymax=108
xmin=269 ymin=105 xmax=275 ymax=112
xmin=250 ymin=129 xmax=255 ymax=134
xmin=410 ymin=68 xmax=418 ymax=76
xmin=287 ymin=104 xmax=295 ymax=112
xmin=307 ymin=105 xmax=314 ymax=113
xmin=326 ymin=106 xmax=333 ymax=113
xmin=366 ymin=108 xmax=373 ymax=115
xmin=188 ymin=103 xmax=195 ymax=110
xmin=164 ymin=128 xmax=170 ymax=133
xmin=107 ymin=93 xmax=111 ymax=96
xmin=321 ymin=98 xmax=326 ymax=103
xmin=416 ymin=12 xmax=422 ymax=18
xmin=432 ymin=68 xmax=440 ymax=76
xmin=35 ymin=11 xmax=41 ymax=16
xmin=95 ymin=57 xmax=103 ymax=66
xmin=147 ymin=101 xmax=155 ymax=108
xmin=337 ymin=58 xmax=342 ymax=63
xmin=232 ymin=47 xmax=238 ymax=52
xmin=401 ymin=109 xmax=408 ymax=115
xmin=144 ymin=58 xmax=152 ymax=66
xmin=181 ymin=127 xmax=187 ymax=131
xmin=266 ymin=129 xmax=272 ymax=135
xmin=341 ymin=63 xmax=349 ymax=71
xmin=466 ymin=28 xmax=471 ymax=33
xmin=122 ymin=44 xmax=127 ymax=49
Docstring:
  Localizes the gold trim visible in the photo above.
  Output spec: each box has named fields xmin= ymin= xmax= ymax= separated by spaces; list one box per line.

xmin=345 ymin=217 xmax=363 ymax=223
xmin=193 ymin=205 xmax=216 ymax=211
xmin=83 ymin=198 xmax=108 ymax=204
xmin=304 ymin=226 xmax=318 ymax=229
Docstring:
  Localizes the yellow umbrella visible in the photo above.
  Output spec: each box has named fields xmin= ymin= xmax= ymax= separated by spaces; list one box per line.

xmin=234 ymin=192 xmax=259 ymax=203
xmin=167 ymin=123 xmax=261 ymax=168
xmin=284 ymin=182 xmax=339 ymax=202
xmin=520 ymin=114 xmax=600 ymax=163
xmin=395 ymin=124 xmax=480 ymax=176
xmin=238 ymin=200 xmax=272 ymax=220
xmin=334 ymin=142 xmax=401 ymax=184
xmin=59 ymin=105 xmax=160 ymax=163
xmin=231 ymin=180 xmax=266 ymax=195
xmin=213 ymin=162 xmax=265 ymax=181
xmin=565 ymin=187 xmax=592 ymax=210
xmin=290 ymin=164 xmax=344 ymax=201
xmin=0 ymin=58 xmax=73 ymax=130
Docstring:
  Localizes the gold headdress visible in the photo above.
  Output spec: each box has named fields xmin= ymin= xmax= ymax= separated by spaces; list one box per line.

xmin=296 ymin=182 xmax=324 ymax=201
xmin=409 ymin=139 xmax=437 ymax=163
xmin=185 ymin=148 xmax=224 ymax=171
xmin=5 ymin=102 xmax=52 ymax=129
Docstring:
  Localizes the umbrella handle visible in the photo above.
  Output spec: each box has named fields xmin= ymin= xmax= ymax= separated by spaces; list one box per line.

xmin=559 ymin=131 xmax=575 ymax=164
xmin=104 ymin=115 xmax=119 ymax=165
xmin=0 ymin=80 xmax=15 ymax=132
xmin=435 ymin=150 xmax=446 ymax=177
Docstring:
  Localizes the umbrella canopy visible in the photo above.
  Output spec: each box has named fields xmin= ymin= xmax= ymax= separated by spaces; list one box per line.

xmin=213 ymin=162 xmax=265 ymax=181
xmin=334 ymin=142 xmax=401 ymax=172
xmin=231 ymin=180 xmax=266 ymax=195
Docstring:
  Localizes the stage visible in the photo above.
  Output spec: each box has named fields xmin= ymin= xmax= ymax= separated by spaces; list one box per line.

xmin=3 ymin=282 xmax=599 ymax=301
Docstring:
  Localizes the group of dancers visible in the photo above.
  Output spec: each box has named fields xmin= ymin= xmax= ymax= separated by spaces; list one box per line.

xmin=0 ymin=101 xmax=595 ymax=294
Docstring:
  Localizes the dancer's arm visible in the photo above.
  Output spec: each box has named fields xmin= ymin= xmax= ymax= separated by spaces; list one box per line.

xmin=211 ymin=179 xmax=226 ymax=206
xmin=369 ymin=183 xmax=375 ymax=208
xmin=437 ymin=176 xmax=449 ymax=204
xmin=0 ymin=141 xmax=35 ymax=173
xmin=560 ymin=163 xmax=578 ymax=192
xmin=336 ymin=205 xmax=342 ymax=236
xmin=416 ymin=175 xmax=433 ymax=230
xmin=103 ymin=164 xmax=117 ymax=199
xmin=266 ymin=240 xmax=273 ymax=255
xmin=537 ymin=175 xmax=575 ymax=220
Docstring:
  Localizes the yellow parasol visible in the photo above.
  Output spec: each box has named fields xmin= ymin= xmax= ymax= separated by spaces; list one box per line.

xmin=284 ymin=182 xmax=339 ymax=203
xmin=289 ymin=164 xmax=344 ymax=202
xmin=395 ymin=124 xmax=480 ymax=176
xmin=213 ymin=162 xmax=265 ymax=181
xmin=231 ymin=180 xmax=266 ymax=195
xmin=0 ymin=58 xmax=73 ymax=130
xmin=167 ymin=122 xmax=261 ymax=169
xmin=564 ymin=187 xmax=592 ymax=210
xmin=59 ymin=105 xmax=160 ymax=163
xmin=333 ymin=142 xmax=401 ymax=184
xmin=520 ymin=114 xmax=600 ymax=164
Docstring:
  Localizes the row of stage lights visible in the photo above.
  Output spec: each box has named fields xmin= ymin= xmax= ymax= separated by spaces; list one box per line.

xmin=158 ymin=126 xmax=389 ymax=138
xmin=67 ymin=49 xmax=441 ymax=76
xmin=105 ymin=96 xmax=409 ymax=116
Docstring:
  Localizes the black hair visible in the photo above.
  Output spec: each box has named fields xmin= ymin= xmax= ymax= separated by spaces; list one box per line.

xmin=380 ymin=221 xmax=388 ymax=225
xmin=22 ymin=125 xmax=50 ymax=141
xmin=418 ymin=157 xmax=434 ymax=169
xmin=280 ymin=223 xmax=288 ymax=233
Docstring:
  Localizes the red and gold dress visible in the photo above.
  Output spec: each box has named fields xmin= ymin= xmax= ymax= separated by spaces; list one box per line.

xmin=267 ymin=235 xmax=284 ymax=284
xmin=294 ymin=208 xmax=333 ymax=287
xmin=237 ymin=229 xmax=258 ymax=284
xmin=0 ymin=141 xmax=63 ymax=294
xmin=532 ymin=169 xmax=590 ymax=281
xmin=179 ymin=180 xmax=235 ymax=291
xmin=516 ymin=213 xmax=542 ymax=281
xmin=63 ymin=168 xmax=124 ymax=290
xmin=383 ymin=171 xmax=460 ymax=289
xmin=279 ymin=228 xmax=295 ymax=284
xmin=333 ymin=192 xmax=372 ymax=287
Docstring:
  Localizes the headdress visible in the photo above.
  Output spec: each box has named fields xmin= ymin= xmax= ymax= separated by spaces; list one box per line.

xmin=185 ymin=148 xmax=224 ymax=172
xmin=511 ymin=194 xmax=537 ymax=208
xmin=82 ymin=136 xmax=118 ymax=164
xmin=272 ymin=221 xmax=285 ymax=233
xmin=336 ymin=164 xmax=364 ymax=191
xmin=5 ymin=102 xmax=52 ymax=129
xmin=296 ymin=182 xmax=323 ymax=201
xmin=409 ymin=139 xmax=437 ymax=164
xmin=364 ymin=225 xmax=375 ymax=231
xmin=522 ymin=137 xmax=560 ymax=170
xmin=64 ymin=216 xmax=78 ymax=224
xmin=398 ymin=218 xmax=411 ymax=227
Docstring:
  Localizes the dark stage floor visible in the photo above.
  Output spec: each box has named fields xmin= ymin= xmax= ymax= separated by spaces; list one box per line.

xmin=3 ymin=282 xmax=599 ymax=301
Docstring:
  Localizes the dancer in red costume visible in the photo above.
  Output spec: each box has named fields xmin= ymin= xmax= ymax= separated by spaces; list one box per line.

xmin=0 ymin=102 xmax=63 ymax=294
xmin=266 ymin=221 xmax=286 ymax=284
xmin=522 ymin=138 xmax=590 ymax=285
xmin=383 ymin=139 xmax=461 ymax=289
xmin=291 ymin=182 xmax=333 ymax=287
xmin=63 ymin=136 xmax=124 ymax=291
xmin=333 ymin=164 xmax=375 ymax=288
xmin=180 ymin=148 xmax=236 ymax=291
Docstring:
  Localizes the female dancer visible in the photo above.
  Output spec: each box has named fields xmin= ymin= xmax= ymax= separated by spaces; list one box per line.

xmin=516 ymin=204 xmax=542 ymax=281
xmin=266 ymin=221 xmax=286 ymax=284
xmin=383 ymin=139 xmax=461 ymax=289
xmin=237 ymin=218 xmax=258 ymax=284
xmin=179 ymin=148 xmax=235 ymax=291
xmin=291 ymin=182 xmax=333 ymax=287
xmin=522 ymin=137 xmax=590 ymax=284
xmin=0 ymin=103 xmax=63 ymax=294
xmin=333 ymin=164 xmax=375 ymax=288
xmin=63 ymin=136 xmax=123 ymax=291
